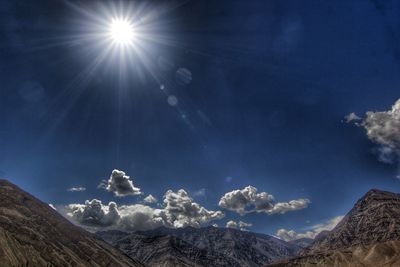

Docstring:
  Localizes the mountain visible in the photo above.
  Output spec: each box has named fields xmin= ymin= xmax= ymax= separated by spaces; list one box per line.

xmin=303 ymin=189 xmax=400 ymax=254
xmin=288 ymin=238 xmax=313 ymax=249
xmin=268 ymin=189 xmax=400 ymax=266
xmin=99 ymin=231 xmax=239 ymax=267
xmin=0 ymin=179 xmax=144 ymax=267
xmin=98 ymin=226 xmax=302 ymax=267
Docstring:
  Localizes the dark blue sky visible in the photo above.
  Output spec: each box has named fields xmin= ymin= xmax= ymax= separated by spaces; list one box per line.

xmin=1 ymin=0 xmax=400 ymax=236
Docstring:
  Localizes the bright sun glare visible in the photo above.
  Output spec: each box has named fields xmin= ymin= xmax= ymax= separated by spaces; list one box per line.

xmin=110 ymin=18 xmax=135 ymax=45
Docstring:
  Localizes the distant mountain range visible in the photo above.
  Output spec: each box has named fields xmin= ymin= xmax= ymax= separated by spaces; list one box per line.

xmin=0 ymin=179 xmax=143 ymax=267
xmin=1 ymin=179 xmax=400 ymax=267
xmin=97 ymin=226 xmax=302 ymax=266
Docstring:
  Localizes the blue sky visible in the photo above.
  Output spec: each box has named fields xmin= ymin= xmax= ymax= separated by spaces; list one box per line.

xmin=1 ymin=0 xmax=400 ymax=237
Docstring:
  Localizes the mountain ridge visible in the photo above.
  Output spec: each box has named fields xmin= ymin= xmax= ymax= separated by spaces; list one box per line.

xmin=0 ymin=179 xmax=144 ymax=267
xmin=98 ymin=225 xmax=302 ymax=267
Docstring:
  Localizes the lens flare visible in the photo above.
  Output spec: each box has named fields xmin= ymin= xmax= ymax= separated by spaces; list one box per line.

xmin=109 ymin=18 xmax=135 ymax=45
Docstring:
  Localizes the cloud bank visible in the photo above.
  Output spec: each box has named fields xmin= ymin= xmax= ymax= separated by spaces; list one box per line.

xmin=218 ymin=186 xmax=310 ymax=215
xmin=66 ymin=189 xmax=224 ymax=231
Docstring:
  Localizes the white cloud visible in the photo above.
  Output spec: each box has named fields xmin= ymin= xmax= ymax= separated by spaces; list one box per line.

xmin=276 ymin=229 xmax=315 ymax=241
xmin=276 ymin=215 xmax=344 ymax=241
xmin=49 ymin=204 xmax=57 ymax=210
xmin=101 ymin=169 xmax=141 ymax=197
xmin=239 ymin=221 xmax=252 ymax=230
xmin=350 ymin=99 xmax=400 ymax=164
xmin=375 ymin=146 xmax=396 ymax=164
xmin=225 ymin=220 xmax=252 ymax=231
xmin=362 ymin=99 xmax=400 ymax=149
xmin=226 ymin=220 xmax=238 ymax=228
xmin=268 ymin=199 xmax=311 ymax=215
xmin=67 ymin=186 xmax=86 ymax=192
xmin=143 ymin=194 xmax=158 ymax=204
xmin=117 ymin=204 xmax=165 ymax=231
xmin=218 ymin=186 xmax=309 ymax=215
xmin=67 ymin=199 xmax=120 ymax=227
xmin=344 ymin=112 xmax=361 ymax=123
xmin=65 ymin=189 xmax=224 ymax=231
xmin=163 ymin=189 xmax=224 ymax=228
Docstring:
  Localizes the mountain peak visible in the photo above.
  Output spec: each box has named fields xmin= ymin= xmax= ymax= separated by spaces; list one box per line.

xmin=302 ymin=188 xmax=400 ymax=255
xmin=363 ymin=188 xmax=399 ymax=198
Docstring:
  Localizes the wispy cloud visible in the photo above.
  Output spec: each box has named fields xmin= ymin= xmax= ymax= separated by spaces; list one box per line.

xmin=67 ymin=187 xmax=86 ymax=192
xmin=192 ymin=188 xmax=206 ymax=198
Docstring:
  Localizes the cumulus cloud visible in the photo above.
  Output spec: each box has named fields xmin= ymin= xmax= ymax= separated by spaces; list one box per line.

xmin=67 ymin=199 xmax=121 ymax=227
xmin=268 ymin=199 xmax=311 ymax=215
xmin=226 ymin=220 xmax=238 ymax=228
xmin=218 ymin=186 xmax=309 ymax=215
xmin=348 ymin=99 xmax=400 ymax=164
xmin=276 ymin=215 xmax=344 ymax=241
xmin=101 ymin=169 xmax=141 ymax=197
xmin=143 ymin=194 xmax=158 ymax=204
xmin=67 ymin=186 xmax=86 ymax=192
xmin=117 ymin=204 xmax=165 ymax=231
xmin=65 ymin=189 xmax=224 ymax=231
xmin=163 ymin=189 xmax=224 ymax=228
xmin=276 ymin=229 xmax=315 ymax=241
xmin=48 ymin=204 xmax=57 ymax=210
xmin=225 ymin=220 xmax=253 ymax=231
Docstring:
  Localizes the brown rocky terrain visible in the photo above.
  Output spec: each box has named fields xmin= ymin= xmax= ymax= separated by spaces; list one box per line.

xmin=268 ymin=189 xmax=400 ymax=266
xmin=269 ymin=240 xmax=400 ymax=267
xmin=0 ymin=179 xmax=144 ymax=267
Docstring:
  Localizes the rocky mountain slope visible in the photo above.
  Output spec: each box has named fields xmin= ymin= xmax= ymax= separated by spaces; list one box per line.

xmin=303 ymin=189 xmax=400 ymax=254
xmin=268 ymin=189 xmax=400 ymax=266
xmin=269 ymin=240 xmax=400 ymax=267
xmin=98 ymin=226 xmax=302 ymax=267
xmin=0 ymin=179 xmax=144 ymax=267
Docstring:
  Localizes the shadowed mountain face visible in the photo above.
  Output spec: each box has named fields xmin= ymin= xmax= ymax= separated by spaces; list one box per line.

xmin=100 ymin=232 xmax=240 ymax=267
xmin=98 ymin=226 xmax=302 ymax=267
xmin=268 ymin=189 xmax=400 ymax=267
xmin=0 ymin=180 xmax=144 ymax=267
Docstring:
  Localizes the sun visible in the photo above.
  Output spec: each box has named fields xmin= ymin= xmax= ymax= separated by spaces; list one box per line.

xmin=109 ymin=18 xmax=135 ymax=45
